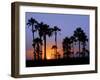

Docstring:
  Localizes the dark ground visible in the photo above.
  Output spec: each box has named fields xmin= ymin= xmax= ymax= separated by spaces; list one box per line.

xmin=26 ymin=57 xmax=89 ymax=67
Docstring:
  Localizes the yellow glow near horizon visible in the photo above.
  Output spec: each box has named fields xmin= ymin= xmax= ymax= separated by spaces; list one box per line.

xmin=26 ymin=47 xmax=64 ymax=60
xmin=26 ymin=47 xmax=53 ymax=60
xmin=47 ymin=56 xmax=51 ymax=60
xmin=43 ymin=47 xmax=53 ymax=60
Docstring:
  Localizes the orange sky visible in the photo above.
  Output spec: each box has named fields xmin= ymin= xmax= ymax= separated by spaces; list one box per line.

xmin=26 ymin=43 xmax=64 ymax=60
xmin=26 ymin=44 xmax=81 ymax=60
xmin=26 ymin=13 xmax=89 ymax=60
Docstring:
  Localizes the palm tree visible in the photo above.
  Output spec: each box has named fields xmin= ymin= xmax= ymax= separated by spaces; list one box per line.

xmin=51 ymin=45 xmax=57 ymax=59
xmin=74 ymin=27 xmax=84 ymax=56
xmin=51 ymin=45 xmax=60 ymax=59
xmin=37 ymin=22 xmax=53 ymax=60
xmin=52 ymin=26 xmax=61 ymax=54
xmin=62 ymin=37 xmax=71 ymax=58
xmin=33 ymin=37 xmax=43 ymax=60
xmin=27 ymin=17 xmax=38 ymax=60
xmin=35 ymin=22 xmax=43 ymax=58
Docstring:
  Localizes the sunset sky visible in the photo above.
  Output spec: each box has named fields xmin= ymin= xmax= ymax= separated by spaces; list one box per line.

xmin=25 ymin=12 xmax=89 ymax=60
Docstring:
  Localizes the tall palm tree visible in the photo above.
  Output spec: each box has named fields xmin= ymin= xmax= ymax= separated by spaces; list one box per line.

xmin=37 ymin=22 xmax=53 ymax=60
xmin=62 ymin=37 xmax=71 ymax=58
xmin=33 ymin=37 xmax=43 ymax=60
xmin=74 ymin=27 xmax=84 ymax=56
xmin=35 ymin=22 xmax=43 ymax=58
xmin=27 ymin=17 xmax=38 ymax=60
xmin=53 ymin=26 xmax=61 ymax=54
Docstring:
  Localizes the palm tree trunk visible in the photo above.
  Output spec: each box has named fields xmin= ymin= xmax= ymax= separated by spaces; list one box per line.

xmin=37 ymin=44 xmax=40 ymax=60
xmin=44 ymin=35 xmax=46 ymax=60
xmin=33 ymin=34 xmax=36 ymax=60
xmin=83 ymin=42 xmax=86 ymax=57
xmin=55 ymin=32 xmax=57 ymax=54
xmin=40 ymin=37 xmax=42 ymax=60
xmin=72 ymin=43 xmax=74 ymax=57
xmin=32 ymin=25 xmax=36 ymax=60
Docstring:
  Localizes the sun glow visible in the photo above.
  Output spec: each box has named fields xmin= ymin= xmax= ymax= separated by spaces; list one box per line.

xmin=26 ymin=46 xmax=64 ymax=60
xmin=26 ymin=47 xmax=81 ymax=60
xmin=47 ymin=56 xmax=51 ymax=60
xmin=26 ymin=47 xmax=53 ymax=60
xmin=43 ymin=47 xmax=52 ymax=60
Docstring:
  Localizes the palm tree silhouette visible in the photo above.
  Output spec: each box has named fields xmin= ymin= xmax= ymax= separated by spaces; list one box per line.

xmin=74 ymin=27 xmax=84 ymax=56
xmin=33 ymin=37 xmax=43 ymax=60
xmin=62 ymin=37 xmax=71 ymax=58
xmin=51 ymin=45 xmax=57 ymax=58
xmin=35 ymin=22 xmax=43 ymax=58
xmin=27 ymin=17 xmax=38 ymax=60
xmin=37 ymin=22 xmax=53 ymax=60
xmin=52 ymin=26 xmax=61 ymax=54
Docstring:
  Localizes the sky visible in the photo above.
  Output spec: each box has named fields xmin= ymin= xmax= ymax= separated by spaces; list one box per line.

xmin=25 ymin=12 xmax=89 ymax=60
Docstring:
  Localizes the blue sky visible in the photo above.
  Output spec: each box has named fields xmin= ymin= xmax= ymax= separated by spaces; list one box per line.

xmin=25 ymin=12 xmax=89 ymax=59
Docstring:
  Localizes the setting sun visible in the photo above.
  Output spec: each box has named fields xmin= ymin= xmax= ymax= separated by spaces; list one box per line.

xmin=43 ymin=46 xmax=52 ymax=60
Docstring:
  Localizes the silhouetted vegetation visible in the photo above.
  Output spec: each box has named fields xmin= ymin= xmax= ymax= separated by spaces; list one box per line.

xmin=27 ymin=18 xmax=38 ymax=60
xmin=26 ymin=17 xmax=89 ymax=67
xmin=62 ymin=27 xmax=89 ymax=58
